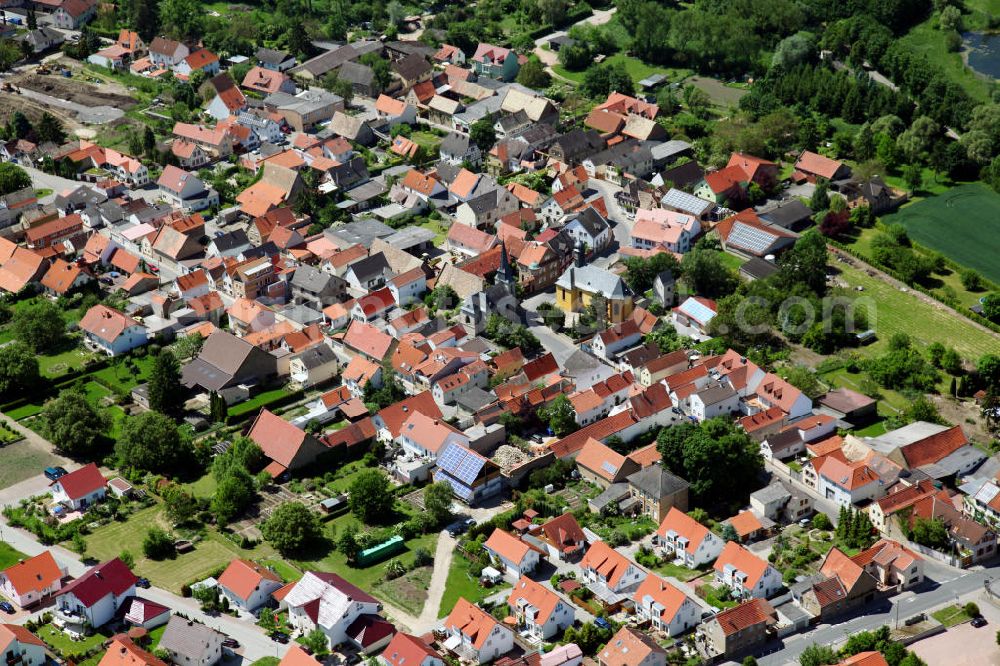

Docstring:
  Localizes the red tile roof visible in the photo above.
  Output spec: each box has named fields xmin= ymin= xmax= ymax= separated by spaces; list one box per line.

xmin=59 ymin=558 xmax=137 ymax=608
xmin=381 ymin=633 xmax=439 ymax=666
xmin=714 ymin=541 xmax=771 ymax=591
xmin=898 ymin=425 xmax=968 ymax=468
xmin=377 ymin=391 xmax=442 ymax=439
xmin=794 ymin=151 xmax=844 ymax=180
xmin=98 ymin=636 xmax=167 ymax=666
xmin=217 ymin=559 xmax=281 ymax=602
xmin=1 ymin=551 xmax=62 ymax=598
xmin=53 ymin=462 xmax=106 ymax=500
xmin=712 ymin=598 xmax=776 ymax=636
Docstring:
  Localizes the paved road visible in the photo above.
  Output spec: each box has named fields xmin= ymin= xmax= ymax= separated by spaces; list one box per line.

xmin=758 ymin=559 xmax=994 ymax=666
xmin=24 ymin=166 xmax=82 ymax=204
xmin=523 ymin=292 xmax=578 ymax=365
xmin=532 ymin=7 xmax=618 ymax=70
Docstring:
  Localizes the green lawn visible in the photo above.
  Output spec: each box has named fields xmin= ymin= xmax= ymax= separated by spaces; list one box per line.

xmin=0 ymin=421 xmax=22 ymax=445
xmin=0 ymin=438 xmax=63 ymax=489
xmin=0 ymin=542 xmax=27 ymax=569
xmin=410 ymin=131 xmax=442 ymax=153
xmin=931 ymin=604 xmax=974 ymax=627
xmin=651 ymin=561 xmax=711 ymax=582
xmin=296 ymin=510 xmax=439 ymax=604
xmin=250 ymin=659 xmax=280 ymax=666
xmin=324 ymin=460 xmax=375 ymax=494
xmin=181 ymin=472 xmax=219 ymax=499
xmin=554 ymin=55 xmax=691 ymax=87
xmin=38 ymin=342 xmax=97 ymax=378
xmin=881 ymin=184 xmax=1000 ymax=284
xmin=835 ymin=262 xmax=1000 ymax=359
xmin=438 ymin=554 xmax=508 ymax=618
xmin=819 ymin=367 xmax=908 ymax=418
xmin=420 ymin=218 xmax=451 ymax=245
xmin=36 ymin=623 xmax=111 ymax=658
xmin=700 ymin=584 xmax=738 ymax=610
xmin=229 ymin=387 xmax=296 ymax=418
xmin=715 ymin=250 xmax=746 ymax=273
xmin=83 ymin=505 xmax=276 ymax=593
xmin=898 ymin=15 xmax=992 ymax=104
xmin=258 ymin=558 xmax=302 ymax=583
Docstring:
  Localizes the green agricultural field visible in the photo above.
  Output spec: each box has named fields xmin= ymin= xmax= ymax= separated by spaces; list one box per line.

xmin=835 ymin=262 xmax=1000 ymax=359
xmin=0 ymin=438 xmax=62 ymax=489
xmin=0 ymin=542 xmax=27 ymax=569
xmin=882 ymin=183 xmax=1000 ymax=284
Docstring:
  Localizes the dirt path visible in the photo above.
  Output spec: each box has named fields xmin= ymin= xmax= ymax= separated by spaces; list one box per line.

xmin=379 ymin=530 xmax=456 ymax=633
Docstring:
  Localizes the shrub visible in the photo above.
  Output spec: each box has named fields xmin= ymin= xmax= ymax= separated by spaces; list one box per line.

xmin=812 ymin=513 xmax=832 ymax=530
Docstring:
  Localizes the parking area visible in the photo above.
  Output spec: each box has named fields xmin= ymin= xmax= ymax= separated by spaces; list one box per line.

xmin=910 ymin=597 xmax=1000 ymax=665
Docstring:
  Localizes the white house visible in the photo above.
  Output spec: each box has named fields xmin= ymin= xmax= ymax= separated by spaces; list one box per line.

xmin=149 ymin=37 xmax=189 ymax=68
xmin=50 ymin=463 xmax=106 ymax=511
xmin=688 ymin=384 xmax=740 ymax=421
xmin=483 ymin=529 xmax=541 ymax=581
xmin=398 ymin=411 xmax=470 ymax=460
xmin=814 ymin=456 xmax=883 ymax=507
xmin=713 ymin=542 xmax=782 ymax=600
xmin=507 ymin=577 xmax=574 ymax=640
xmin=0 ymin=624 xmax=47 ymax=666
xmin=0 ymin=551 xmax=66 ymax=608
xmin=387 ymin=268 xmax=427 ymax=307
xmin=56 ymin=558 xmax=137 ymax=632
xmin=590 ymin=320 xmax=642 ymax=361
xmin=632 ymin=574 xmax=700 ymax=637
xmin=158 ymin=617 xmax=224 ymax=666
xmin=281 ymin=572 xmax=383 ymax=649
xmin=157 ymin=166 xmax=219 ymax=213
xmin=654 ymin=507 xmax=724 ymax=568
xmin=580 ymin=541 xmax=646 ymax=594
xmin=562 ymin=208 xmax=611 ymax=254
xmin=289 ymin=345 xmax=339 ymax=388
xmin=79 ymin=305 xmax=148 ymax=357
xmin=442 ymin=598 xmax=514 ymax=665
xmin=217 ymin=559 xmax=284 ymax=611
xmin=755 ymin=373 xmax=813 ymax=419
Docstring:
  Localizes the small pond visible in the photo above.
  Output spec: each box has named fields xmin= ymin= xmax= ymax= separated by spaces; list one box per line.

xmin=963 ymin=31 xmax=1000 ymax=79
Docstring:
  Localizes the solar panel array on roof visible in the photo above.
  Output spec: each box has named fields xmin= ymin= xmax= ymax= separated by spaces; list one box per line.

xmin=977 ymin=482 xmax=1000 ymax=504
xmin=679 ymin=298 xmax=715 ymax=324
xmin=727 ymin=222 xmax=778 ymax=255
xmin=660 ymin=188 xmax=711 ymax=215
xmin=437 ymin=442 xmax=486 ymax=485
xmin=601 ymin=461 xmax=619 ymax=475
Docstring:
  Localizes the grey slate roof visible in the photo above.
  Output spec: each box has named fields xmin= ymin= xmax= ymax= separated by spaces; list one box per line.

xmin=159 ymin=617 xmax=224 ymax=663
xmin=758 ymin=199 xmax=813 ymax=229
xmin=741 ymin=257 xmax=779 ymax=280
xmin=256 ymin=47 xmax=291 ymax=66
xmin=338 ymin=60 xmax=375 ymax=86
xmin=440 ymin=133 xmax=471 ymax=158
xmin=293 ymin=344 xmax=337 ymax=370
xmin=555 ymin=265 xmax=632 ymax=299
xmin=210 ymin=229 xmax=250 ymax=253
xmin=627 ymin=465 xmax=689 ymax=498
xmin=750 ymin=481 xmax=792 ymax=505
xmin=291 ymin=264 xmax=337 ymax=293
xmin=567 ymin=207 xmax=610 ymax=238
xmin=327 ymin=219 xmax=395 ymax=248
xmin=345 ymin=253 xmax=391 ymax=283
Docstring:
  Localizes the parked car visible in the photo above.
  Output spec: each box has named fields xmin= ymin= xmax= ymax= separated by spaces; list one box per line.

xmin=0 ymin=601 xmax=14 ymax=614
xmin=594 ymin=617 xmax=611 ymax=630
xmin=222 ymin=638 xmax=239 ymax=648
xmin=972 ymin=616 xmax=988 ymax=628
xmin=272 ymin=632 xmax=290 ymax=644
xmin=136 ymin=577 xmax=151 ymax=588
xmin=44 ymin=466 xmax=68 ymax=481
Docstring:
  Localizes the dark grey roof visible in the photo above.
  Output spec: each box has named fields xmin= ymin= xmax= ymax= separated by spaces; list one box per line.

xmin=256 ymin=47 xmax=291 ymax=66
xmin=384 ymin=226 xmax=435 ymax=249
xmin=345 ymin=179 xmax=387 ymax=203
xmin=280 ymin=304 xmax=324 ymax=326
xmin=620 ymin=342 xmax=660 ymax=369
xmin=550 ymin=128 xmax=606 ymax=162
xmin=586 ymin=140 xmax=652 ymax=169
xmin=758 ymin=199 xmax=813 ymax=229
xmin=740 ymin=257 xmax=779 ymax=280
xmin=290 ymin=41 xmax=381 ymax=78
xmin=561 ymin=349 xmax=605 ymax=375
xmin=455 ymin=386 xmax=496 ymax=412
xmin=697 ymin=383 xmax=737 ymax=406
xmin=159 ymin=617 xmax=224 ymax=662
xmin=750 ymin=481 xmax=792 ymax=504
xmin=393 ymin=53 xmax=431 ymax=82
xmin=519 ymin=123 xmax=557 ymax=147
xmin=567 ymin=207 xmax=610 ymax=238
xmin=497 ymin=110 xmax=530 ymax=132
xmin=210 ymin=229 xmax=250 ymax=253
xmin=658 ymin=161 xmax=704 ymax=188
xmin=464 ymin=189 xmax=504 ymax=216
xmin=294 ymin=344 xmax=337 ymax=369
xmin=440 ymin=133 xmax=471 ymax=157
xmin=384 ymin=41 xmax=437 ymax=59
xmin=627 ymin=465 xmax=689 ymax=498
xmin=291 ymin=264 xmax=337 ymax=293
xmin=327 ymin=219 xmax=394 ymax=248
xmin=345 ymin=253 xmax=390 ymax=282
xmin=650 ymin=140 xmax=692 ymax=162
xmin=338 ymin=60 xmax=375 ymax=86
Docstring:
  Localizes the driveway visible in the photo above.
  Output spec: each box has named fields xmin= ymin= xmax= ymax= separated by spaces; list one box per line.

xmin=532 ymin=7 xmax=618 ymax=72
xmin=380 ymin=530 xmax=457 ymax=635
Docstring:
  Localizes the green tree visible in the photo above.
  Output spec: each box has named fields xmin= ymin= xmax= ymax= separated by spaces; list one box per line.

xmin=142 ymin=527 xmax=175 ymax=560
xmin=424 ymin=481 xmax=453 ymax=527
xmin=983 ymin=293 xmax=1000 ymax=323
xmin=978 ymin=354 xmax=1000 ymax=392
xmin=301 ymin=629 xmax=329 ymax=655
xmin=211 ymin=467 xmax=255 ymax=525
xmin=538 ymin=393 xmax=577 ymax=437
xmin=35 ymin=113 xmax=65 ymax=144
xmin=159 ymin=0 xmax=202 ymax=40
xmin=903 ymin=163 xmax=923 ymax=192
xmin=40 ymin=389 xmax=110 ymax=457
xmin=681 ymin=242 xmax=739 ymax=298
xmin=798 ymin=643 xmax=838 ymax=666
xmin=337 ymin=523 xmax=360 ymax=562
xmin=262 ymin=502 xmax=323 ymax=555
xmin=348 ymin=469 xmax=394 ymax=523
xmin=910 ymin=516 xmax=949 ymax=549
xmin=71 ymin=533 xmax=87 ymax=556
xmin=162 ymin=484 xmax=199 ymax=525
xmin=148 ymin=349 xmax=183 ymax=414
xmin=960 ymin=269 xmax=984 ymax=291
xmin=115 ymin=411 xmax=188 ymax=474
xmin=810 ymin=178 xmax=830 ymax=211
xmin=130 ymin=0 xmax=159 ymax=41
xmin=12 ymin=299 xmax=65 ymax=353
xmin=516 ymin=57 xmax=551 ymax=89
xmin=469 ymin=118 xmax=497 ymax=152
xmin=0 ymin=342 xmax=40 ymax=400
xmin=0 ymin=163 xmax=30 ymax=195
xmin=782 ymin=365 xmax=824 ymax=399
xmin=119 ymin=550 xmax=135 ymax=569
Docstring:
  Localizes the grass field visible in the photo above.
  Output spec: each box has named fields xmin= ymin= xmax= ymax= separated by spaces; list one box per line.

xmin=0 ymin=438 xmax=63 ymax=489
xmin=882 ymin=183 xmax=1000 ymax=284
xmin=553 ymin=55 xmax=691 ymax=87
xmin=438 ymin=554 xmax=508 ymax=618
xmin=228 ymin=387 xmax=296 ymax=418
xmin=0 ymin=542 xmax=27 ymax=569
xmin=835 ymin=262 xmax=1000 ymax=359
xmin=36 ymin=623 xmax=110 ymax=657
xmin=931 ymin=604 xmax=975 ymax=627
xmin=84 ymin=505 xmax=276 ymax=593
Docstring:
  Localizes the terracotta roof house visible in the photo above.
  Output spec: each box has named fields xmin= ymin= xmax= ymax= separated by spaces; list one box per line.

xmin=574 ymin=438 xmax=640 ymax=488
xmin=0 ymin=551 xmax=66 ymax=608
xmin=713 ymin=541 xmax=782 ymax=600
xmin=726 ymin=152 xmax=778 ymax=189
xmin=484 ymin=529 xmax=541 ymax=580
xmin=654 ymin=506 xmax=724 ymax=568
xmin=506 ymin=576 xmax=574 ymax=640
xmin=442 ymin=597 xmax=514 ymax=664
xmin=206 ymin=73 xmax=247 ymax=121
xmin=836 ymin=653 xmax=890 ymax=666
xmin=380 ymin=633 xmax=443 ymax=666
xmin=798 ymin=547 xmax=877 ymax=620
xmin=56 ymin=558 xmax=137 ymax=630
xmin=242 ymin=66 xmax=296 ymax=95
xmin=79 ymin=304 xmax=148 ymax=357
xmin=0 ymin=624 xmax=46 ymax=666
xmin=97 ymin=635 xmax=167 ymax=666
xmin=248 ymin=409 xmax=327 ymax=476
xmin=852 ymin=539 xmax=924 ymax=589
xmin=598 ymin=626 xmax=666 ymax=666
xmin=217 ymin=559 xmax=284 ymax=611
xmin=580 ymin=541 xmax=646 ymax=597
xmin=51 ymin=462 xmax=106 ymax=511
xmin=632 ymin=574 xmax=700 ymax=637
xmin=793 ymin=150 xmax=851 ymax=183
xmin=701 ymin=598 xmax=777 ymax=659
xmin=533 ymin=513 xmax=587 ymax=561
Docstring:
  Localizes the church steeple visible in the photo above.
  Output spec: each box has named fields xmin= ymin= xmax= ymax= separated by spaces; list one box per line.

xmin=497 ymin=240 xmax=515 ymax=287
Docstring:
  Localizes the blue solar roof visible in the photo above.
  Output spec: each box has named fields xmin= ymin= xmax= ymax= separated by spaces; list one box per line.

xmin=678 ymin=297 xmax=717 ymax=325
xmin=436 ymin=442 xmax=486 ymax=485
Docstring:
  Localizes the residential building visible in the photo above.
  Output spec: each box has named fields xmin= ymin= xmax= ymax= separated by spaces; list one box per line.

xmin=379 ymin=633 xmax=443 ymax=666
xmin=700 ymin=599 xmax=777 ymax=660
xmin=598 ymin=627 xmax=666 ymax=666
xmin=281 ymin=572 xmax=384 ymax=650
xmin=507 ymin=576 xmax=574 ymax=640
xmin=158 ymin=617 xmax=224 ymax=666
xmin=98 ymin=635 xmax=167 ymax=666
xmin=443 ymin=598 xmax=513 ymax=664
xmin=56 ymin=558 xmax=137 ymax=631
xmin=626 ymin=465 xmax=690 ymax=523
xmin=556 ymin=262 xmax=634 ymax=324
xmin=471 ymin=43 xmax=520 ymax=81
xmin=483 ymin=529 xmax=540 ymax=580
xmin=79 ymin=304 xmax=148 ymax=356
xmin=51 ymin=463 xmax=106 ymax=510
xmin=655 ymin=507 xmax=724 ymax=568
xmin=533 ymin=513 xmax=588 ymax=561
xmin=632 ymin=574 xmax=700 ymax=637
xmin=713 ymin=542 xmax=782 ymax=600
xmin=580 ymin=541 xmax=646 ymax=596
xmin=0 ymin=551 xmax=66 ymax=608
xmin=247 ymin=409 xmax=327 ymax=475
